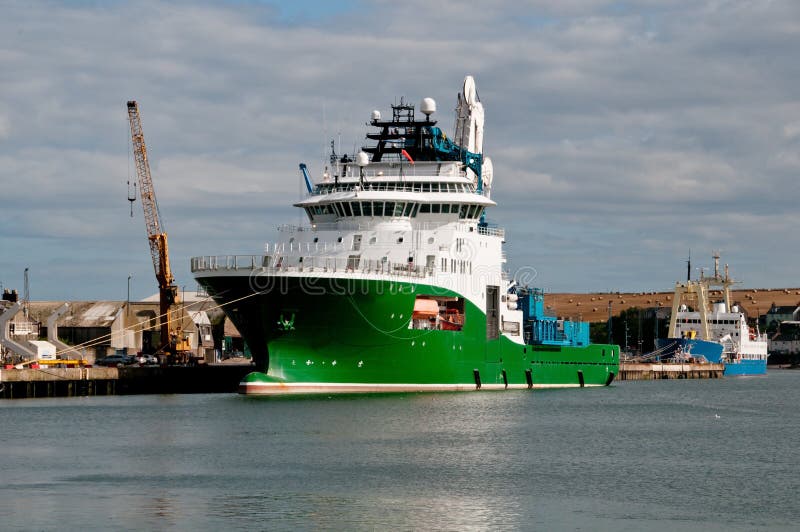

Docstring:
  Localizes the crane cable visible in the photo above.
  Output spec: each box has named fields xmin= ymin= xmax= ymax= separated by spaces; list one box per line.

xmin=52 ymin=287 xmax=262 ymax=357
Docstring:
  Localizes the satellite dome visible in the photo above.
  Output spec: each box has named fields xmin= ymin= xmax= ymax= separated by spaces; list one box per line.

xmin=420 ymin=97 xmax=436 ymax=116
xmin=371 ymin=110 xmax=381 ymax=121
xmin=482 ymin=157 xmax=494 ymax=188
xmin=463 ymin=76 xmax=477 ymax=105
xmin=356 ymin=151 xmax=370 ymax=167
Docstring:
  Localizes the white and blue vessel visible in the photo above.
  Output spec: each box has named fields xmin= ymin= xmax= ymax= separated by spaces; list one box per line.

xmin=656 ymin=254 xmax=768 ymax=375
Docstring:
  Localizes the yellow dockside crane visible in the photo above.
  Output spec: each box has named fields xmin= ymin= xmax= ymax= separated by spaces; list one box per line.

xmin=126 ymin=100 xmax=190 ymax=362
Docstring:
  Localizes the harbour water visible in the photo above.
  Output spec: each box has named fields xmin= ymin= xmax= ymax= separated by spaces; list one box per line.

xmin=1 ymin=372 xmax=799 ymax=531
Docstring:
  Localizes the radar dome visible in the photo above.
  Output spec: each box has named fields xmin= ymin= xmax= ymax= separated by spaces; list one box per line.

xmin=371 ymin=110 xmax=381 ymax=121
xmin=420 ymin=97 xmax=436 ymax=116
xmin=463 ymin=76 xmax=477 ymax=105
xmin=482 ymin=157 xmax=494 ymax=188
xmin=356 ymin=151 xmax=370 ymax=167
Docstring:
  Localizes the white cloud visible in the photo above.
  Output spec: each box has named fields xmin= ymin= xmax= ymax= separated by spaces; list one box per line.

xmin=1 ymin=0 xmax=798 ymax=299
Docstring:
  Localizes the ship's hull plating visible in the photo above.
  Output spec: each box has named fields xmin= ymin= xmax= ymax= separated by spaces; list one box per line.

xmin=198 ymin=276 xmax=619 ymax=394
xmin=655 ymin=338 xmax=724 ymax=362
xmin=722 ymin=358 xmax=767 ymax=376
xmin=655 ymin=338 xmax=766 ymax=376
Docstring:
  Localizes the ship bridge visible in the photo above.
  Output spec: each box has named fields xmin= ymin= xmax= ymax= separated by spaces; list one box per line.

xmin=294 ymin=177 xmax=495 ymax=227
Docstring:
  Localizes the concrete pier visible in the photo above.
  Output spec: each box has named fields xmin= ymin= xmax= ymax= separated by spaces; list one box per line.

xmin=0 ymin=364 xmax=254 ymax=399
xmin=619 ymin=362 xmax=725 ymax=380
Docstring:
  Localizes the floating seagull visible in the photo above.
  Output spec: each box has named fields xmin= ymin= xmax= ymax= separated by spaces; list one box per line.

xmin=714 ymin=414 xmax=721 ymax=419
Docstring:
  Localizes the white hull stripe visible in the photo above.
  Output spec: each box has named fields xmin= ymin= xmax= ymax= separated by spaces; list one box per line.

xmin=239 ymin=381 xmax=603 ymax=395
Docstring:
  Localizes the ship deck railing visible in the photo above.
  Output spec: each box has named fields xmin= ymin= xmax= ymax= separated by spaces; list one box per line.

xmin=312 ymin=180 xmax=476 ymax=196
xmin=477 ymin=225 xmax=504 ymax=237
xmin=277 ymin=221 xmax=505 ymax=239
xmin=191 ymin=254 xmax=435 ymax=279
xmin=311 ymin=163 xmax=467 ymax=191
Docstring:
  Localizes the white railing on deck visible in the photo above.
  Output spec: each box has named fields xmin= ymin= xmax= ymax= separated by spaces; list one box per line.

xmin=312 ymin=182 xmax=477 ymax=195
xmin=191 ymin=255 xmax=435 ymax=279
xmin=477 ymin=225 xmax=505 ymax=238
xmin=278 ymin=221 xmax=505 ymax=238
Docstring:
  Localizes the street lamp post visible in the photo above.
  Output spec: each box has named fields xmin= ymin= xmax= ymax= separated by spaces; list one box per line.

xmin=654 ymin=301 xmax=661 ymax=350
xmin=127 ymin=275 xmax=133 ymax=316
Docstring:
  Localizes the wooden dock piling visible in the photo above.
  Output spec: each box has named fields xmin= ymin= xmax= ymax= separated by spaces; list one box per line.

xmin=0 ymin=365 xmax=253 ymax=399
xmin=618 ymin=362 xmax=725 ymax=380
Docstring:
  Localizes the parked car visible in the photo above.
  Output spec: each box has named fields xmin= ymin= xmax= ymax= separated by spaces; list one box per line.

xmin=134 ymin=354 xmax=159 ymax=365
xmin=94 ymin=354 xmax=136 ymax=367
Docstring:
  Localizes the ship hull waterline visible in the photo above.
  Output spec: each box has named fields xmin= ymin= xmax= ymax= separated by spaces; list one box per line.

xmin=197 ymin=275 xmax=619 ymax=395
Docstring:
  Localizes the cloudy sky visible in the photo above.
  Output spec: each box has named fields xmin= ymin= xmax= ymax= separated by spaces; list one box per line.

xmin=1 ymin=0 xmax=798 ymax=301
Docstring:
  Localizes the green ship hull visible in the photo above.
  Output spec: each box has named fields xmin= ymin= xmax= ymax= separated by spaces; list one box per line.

xmin=198 ymin=276 xmax=619 ymax=394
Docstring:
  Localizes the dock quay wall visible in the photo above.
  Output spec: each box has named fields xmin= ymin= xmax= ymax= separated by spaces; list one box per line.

xmin=1 ymin=363 xmax=725 ymax=397
xmin=0 ymin=365 xmax=254 ymax=399
xmin=619 ymin=362 xmax=724 ymax=380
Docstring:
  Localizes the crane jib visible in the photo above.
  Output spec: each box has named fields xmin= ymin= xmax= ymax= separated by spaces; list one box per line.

xmin=127 ymin=100 xmax=183 ymax=359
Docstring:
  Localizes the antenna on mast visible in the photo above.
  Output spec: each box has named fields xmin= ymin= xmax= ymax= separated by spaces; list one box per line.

xmin=330 ymin=140 xmax=339 ymax=186
xmin=686 ymin=249 xmax=691 ymax=281
xmin=23 ymin=267 xmax=29 ymax=318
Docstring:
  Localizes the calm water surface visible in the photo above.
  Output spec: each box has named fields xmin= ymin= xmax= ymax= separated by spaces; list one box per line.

xmin=2 ymin=371 xmax=799 ymax=531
